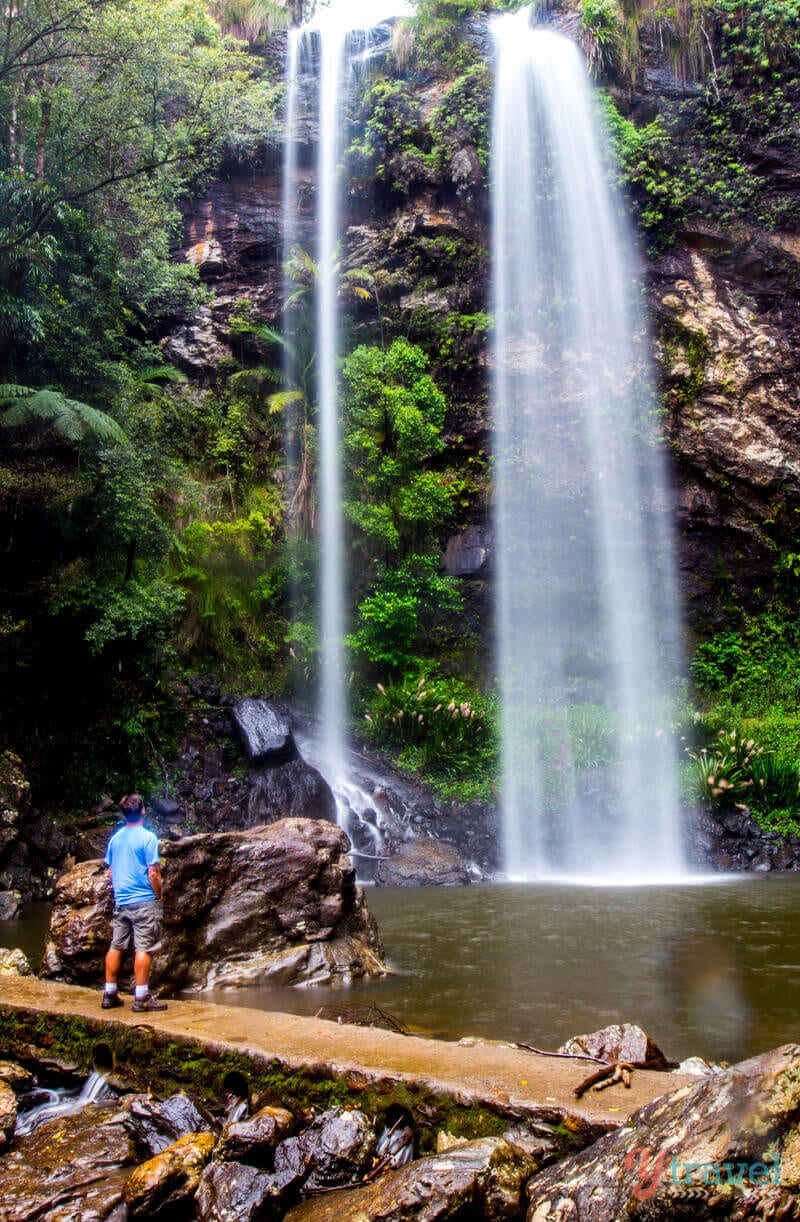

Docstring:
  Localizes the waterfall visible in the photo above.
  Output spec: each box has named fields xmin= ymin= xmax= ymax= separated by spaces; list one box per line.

xmin=282 ymin=2 xmax=410 ymax=816
xmin=491 ymin=9 xmax=685 ymax=881
xmin=16 ymin=1071 xmax=110 ymax=1135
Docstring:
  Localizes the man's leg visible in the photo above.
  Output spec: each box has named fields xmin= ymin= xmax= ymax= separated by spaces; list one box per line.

xmin=133 ymin=951 xmax=151 ymax=987
xmin=105 ymin=947 xmax=123 ymax=984
xmin=131 ymin=903 xmax=167 ymax=1011
xmin=102 ymin=943 xmax=125 ymax=1008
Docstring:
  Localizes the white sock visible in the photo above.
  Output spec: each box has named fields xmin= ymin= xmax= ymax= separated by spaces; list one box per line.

xmin=135 ymin=985 xmax=149 ymax=999
xmin=104 ymin=983 xmax=117 ymax=995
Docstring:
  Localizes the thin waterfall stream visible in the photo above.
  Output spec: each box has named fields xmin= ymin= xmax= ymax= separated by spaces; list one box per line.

xmin=491 ymin=9 xmax=685 ymax=881
xmin=282 ymin=1 xmax=411 ymax=847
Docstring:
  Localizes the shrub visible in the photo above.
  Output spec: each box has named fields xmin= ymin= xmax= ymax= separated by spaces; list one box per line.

xmin=361 ymin=667 xmax=498 ymax=784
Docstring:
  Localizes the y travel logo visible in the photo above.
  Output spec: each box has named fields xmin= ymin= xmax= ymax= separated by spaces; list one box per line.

xmin=623 ymin=1147 xmax=782 ymax=1202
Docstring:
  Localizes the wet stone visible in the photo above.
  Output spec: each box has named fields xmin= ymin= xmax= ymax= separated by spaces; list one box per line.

xmin=124 ymin=1091 xmax=208 ymax=1157
xmin=232 ymin=699 xmax=296 ymax=767
xmin=0 ymin=1081 xmax=17 ymax=1150
xmin=284 ymin=1136 xmax=536 ymax=1222
xmin=196 ymin=1160 xmax=290 ymax=1222
xmin=295 ymin=1107 xmax=376 ymax=1190
xmin=217 ymin=1105 xmax=296 ymax=1166
xmin=558 ymin=1022 xmax=670 ymax=1068
xmin=0 ymin=1100 xmax=136 ymax=1221
xmin=0 ymin=947 xmax=31 ymax=976
xmin=123 ymin=1129 xmax=216 ymax=1218
xmin=0 ymin=1060 xmax=33 ymax=1092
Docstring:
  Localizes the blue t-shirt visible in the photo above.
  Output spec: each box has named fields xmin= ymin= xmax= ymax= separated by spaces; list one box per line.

xmin=104 ymin=824 xmax=160 ymax=907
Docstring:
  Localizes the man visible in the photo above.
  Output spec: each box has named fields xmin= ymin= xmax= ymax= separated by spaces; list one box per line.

xmin=102 ymin=794 xmax=167 ymax=1012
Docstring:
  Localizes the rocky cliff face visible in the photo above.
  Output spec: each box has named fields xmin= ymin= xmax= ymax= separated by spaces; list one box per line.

xmin=166 ymin=24 xmax=800 ymax=641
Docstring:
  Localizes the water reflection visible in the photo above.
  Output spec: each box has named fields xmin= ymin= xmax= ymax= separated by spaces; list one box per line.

xmin=219 ymin=877 xmax=800 ymax=1063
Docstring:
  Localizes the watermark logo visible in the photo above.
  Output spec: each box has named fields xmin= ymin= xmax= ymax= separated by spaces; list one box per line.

xmin=623 ymin=1147 xmax=781 ymax=1202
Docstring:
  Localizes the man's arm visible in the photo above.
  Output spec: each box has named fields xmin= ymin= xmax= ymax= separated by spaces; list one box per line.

xmin=148 ymin=864 xmax=163 ymax=901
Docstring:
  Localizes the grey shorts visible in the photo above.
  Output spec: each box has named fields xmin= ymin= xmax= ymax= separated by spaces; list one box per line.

xmin=111 ymin=900 xmax=163 ymax=954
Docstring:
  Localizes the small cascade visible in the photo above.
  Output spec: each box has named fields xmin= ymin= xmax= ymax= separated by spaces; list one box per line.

xmin=491 ymin=8 xmax=685 ymax=881
xmin=282 ymin=0 xmax=411 ymax=838
xmin=223 ymin=1096 xmax=249 ymax=1125
xmin=16 ymin=1071 xmax=110 ymax=1136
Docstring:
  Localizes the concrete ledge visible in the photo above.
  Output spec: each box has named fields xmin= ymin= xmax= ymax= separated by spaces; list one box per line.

xmin=0 ymin=977 xmax=691 ymax=1151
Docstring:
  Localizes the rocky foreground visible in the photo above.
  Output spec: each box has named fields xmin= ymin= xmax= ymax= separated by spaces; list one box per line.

xmin=0 ymin=1020 xmax=797 ymax=1220
xmin=42 ymin=817 xmax=387 ymax=990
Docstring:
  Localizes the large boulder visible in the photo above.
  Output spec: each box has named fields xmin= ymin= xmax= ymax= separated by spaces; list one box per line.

xmin=232 ymin=699 xmax=297 ymax=767
xmin=284 ymin=1137 xmax=537 ymax=1222
xmin=246 ymin=759 xmax=337 ymax=825
xmin=558 ymin=1023 xmax=670 ymax=1069
xmin=42 ymin=818 xmax=386 ymax=991
xmin=526 ymin=1042 xmax=800 ymax=1220
xmin=374 ymin=838 xmax=470 ymax=887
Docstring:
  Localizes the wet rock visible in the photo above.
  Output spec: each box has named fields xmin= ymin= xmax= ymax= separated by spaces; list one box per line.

xmin=0 ymin=947 xmax=31 ymax=976
xmin=196 ymin=1159 xmax=289 ymax=1221
xmin=246 ymin=758 xmax=337 ymax=826
xmin=0 ymin=1081 xmax=17 ymax=1149
xmin=441 ymin=525 xmax=491 ymax=577
xmin=0 ymin=1101 xmax=137 ymax=1220
xmin=124 ymin=1092 xmax=209 ymax=1157
xmin=43 ymin=818 xmax=387 ymax=990
xmin=677 ymin=1055 xmax=723 ymax=1076
xmin=558 ymin=1023 xmax=670 ymax=1068
xmin=293 ymin=1107 xmax=376 ymax=1190
xmin=217 ymin=1105 xmax=296 ymax=1165
xmin=123 ymin=1130 xmax=215 ymax=1218
xmin=0 ymin=1060 xmax=33 ymax=1092
xmin=0 ymin=888 xmax=21 ymax=920
xmin=232 ymin=699 xmax=297 ymax=767
xmin=151 ymin=795 xmax=183 ymax=819
xmin=284 ymin=1136 xmax=536 ymax=1221
xmin=526 ymin=1042 xmax=800 ymax=1220
xmin=374 ymin=838 xmax=470 ymax=887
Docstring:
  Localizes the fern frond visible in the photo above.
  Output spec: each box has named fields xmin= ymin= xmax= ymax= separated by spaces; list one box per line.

xmin=0 ymin=384 xmax=127 ymax=444
xmin=266 ymin=390 xmax=304 ymax=414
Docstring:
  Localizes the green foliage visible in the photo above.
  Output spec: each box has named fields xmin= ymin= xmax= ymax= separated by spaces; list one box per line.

xmin=172 ymin=495 xmax=286 ymax=683
xmin=361 ymin=666 xmax=498 ymax=793
xmin=600 ymin=94 xmax=687 ymax=244
xmin=343 ymin=339 xmax=455 ymax=559
xmin=691 ymin=610 xmax=800 ymax=714
xmin=0 ymin=384 xmax=127 ymax=445
xmin=348 ymin=556 xmax=463 ymax=671
xmin=429 ymin=64 xmax=491 ymax=173
xmin=689 ymin=727 xmax=800 ymax=816
xmin=581 ymin=0 xmax=624 ymax=77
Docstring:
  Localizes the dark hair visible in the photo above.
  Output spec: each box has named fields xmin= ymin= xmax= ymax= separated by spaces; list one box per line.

xmin=120 ymin=793 xmax=145 ymax=820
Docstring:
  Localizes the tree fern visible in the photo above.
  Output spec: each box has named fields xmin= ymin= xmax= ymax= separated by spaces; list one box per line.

xmin=0 ymin=385 xmax=127 ymax=445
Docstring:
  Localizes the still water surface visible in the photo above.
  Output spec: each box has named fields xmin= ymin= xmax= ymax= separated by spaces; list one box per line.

xmin=223 ymin=878 xmax=800 ymax=1063
xmin=4 ymin=880 xmax=799 ymax=1064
